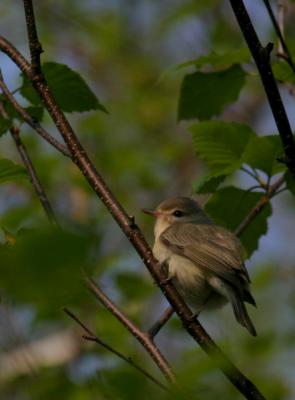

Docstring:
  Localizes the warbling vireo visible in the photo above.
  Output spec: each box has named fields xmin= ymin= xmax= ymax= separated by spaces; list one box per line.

xmin=143 ymin=196 xmax=257 ymax=336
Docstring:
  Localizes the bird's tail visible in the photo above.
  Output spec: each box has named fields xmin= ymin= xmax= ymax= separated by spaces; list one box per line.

xmin=229 ymin=291 xmax=257 ymax=336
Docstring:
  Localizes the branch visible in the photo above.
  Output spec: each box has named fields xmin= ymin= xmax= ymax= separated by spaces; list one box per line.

xmin=147 ymin=306 xmax=174 ymax=339
xmin=23 ymin=0 xmax=43 ymax=75
xmin=0 ymin=72 xmax=70 ymax=157
xmin=0 ymin=103 xmax=56 ymax=224
xmin=0 ymin=20 xmax=266 ymax=400
xmin=229 ymin=0 xmax=295 ymax=180
xmin=63 ymin=308 xmax=168 ymax=392
xmin=84 ymin=277 xmax=175 ymax=383
xmin=262 ymin=0 xmax=295 ymax=73
xmin=235 ymin=175 xmax=284 ymax=236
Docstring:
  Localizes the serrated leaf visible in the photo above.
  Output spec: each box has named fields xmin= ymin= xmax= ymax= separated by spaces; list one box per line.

xmin=0 ymin=116 xmax=12 ymax=136
xmin=178 ymin=64 xmax=246 ymax=121
xmin=205 ymin=187 xmax=272 ymax=256
xmin=285 ymin=170 xmax=295 ymax=196
xmin=242 ymin=135 xmax=285 ymax=176
xmin=20 ymin=62 xmax=107 ymax=114
xmin=191 ymin=121 xmax=255 ymax=177
xmin=193 ymin=174 xmax=226 ymax=194
xmin=177 ymin=48 xmax=251 ymax=70
xmin=273 ymin=61 xmax=295 ymax=84
xmin=0 ymin=158 xmax=27 ymax=183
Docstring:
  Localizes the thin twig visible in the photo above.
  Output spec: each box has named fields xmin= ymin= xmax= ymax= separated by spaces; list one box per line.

xmin=262 ymin=0 xmax=295 ymax=73
xmin=23 ymin=0 xmax=43 ymax=75
xmin=63 ymin=308 xmax=168 ymax=392
xmin=0 ymin=72 xmax=70 ymax=157
xmin=235 ymin=175 xmax=284 ymax=236
xmin=0 ymin=14 xmax=266 ymax=400
xmin=0 ymin=103 xmax=56 ymax=224
xmin=277 ymin=0 xmax=286 ymax=57
xmin=148 ymin=306 xmax=174 ymax=339
xmin=229 ymin=0 xmax=295 ymax=180
xmin=84 ymin=277 xmax=176 ymax=383
xmin=241 ymin=166 xmax=267 ymax=188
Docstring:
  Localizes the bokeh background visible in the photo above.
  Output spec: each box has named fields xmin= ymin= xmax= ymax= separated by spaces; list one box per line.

xmin=0 ymin=1 xmax=295 ymax=399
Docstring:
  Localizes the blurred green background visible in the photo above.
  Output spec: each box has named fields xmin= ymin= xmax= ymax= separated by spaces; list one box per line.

xmin=0 ymin=1 xmax=295 ymax=399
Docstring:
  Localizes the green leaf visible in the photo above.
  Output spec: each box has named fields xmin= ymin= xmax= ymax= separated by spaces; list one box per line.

xmin=178 ymin=64 xmax=246 ymax=121
xmin=177 ymin=48 xmax=251 ymax=70
xmin=242 ymin=135 xmax=285 ymax=176
xmin=0 ymin=116 xmax=12 ymax=136
xmin=273 ymin=61 xmax=295 ymax=84
xmin=20 ymin=62 xmax=108 ymax=113
xmin=25 ymin=106 xmax=44 ymax=122
xmin=115 ymin=272 xmax=153 ymax=300
xmin=205 ymin=187 xmax=272 ymax=256
xmin=0 ymin=158 xmax=27 ymax=183
xmin=285 ymin=170 xmax=295 ymax=196
xmin=193 ymin=174 xmax=226 ymax=194
xmin=0 ymin=227 xmax=95 ymax=317
xmin=191 ymin=121 xmax=255 ymax=177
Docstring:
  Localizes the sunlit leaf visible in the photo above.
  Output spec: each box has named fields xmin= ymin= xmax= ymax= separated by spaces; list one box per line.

xmin=191 ymin=121 xmax=255 ymax=177
xmin=178 ymin=65 xmax=246 ymax=120
xmin=242 ymin=135 xmax=285 ymax=176
xmin=177 ymin=48 xmax=251 ymax=70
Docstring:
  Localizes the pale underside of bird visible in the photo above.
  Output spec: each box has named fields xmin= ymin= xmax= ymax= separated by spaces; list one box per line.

xmin=144 ymin=196 xmax=257 ymax=336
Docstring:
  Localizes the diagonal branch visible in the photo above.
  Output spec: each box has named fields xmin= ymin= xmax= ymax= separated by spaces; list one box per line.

xmin=0 ymin=103 xmax=56 ymax=224
xmin=84 ymin=277 xmax=175 ymax=383
xmin=228 ymin=0 xmax=295 ymax=180
xmin=235 ymin=175 xmax=284 ymax=236
xmin=63 ymin=308 xmax=168 ymax=392
xmin=0 ymin=73 xmax=70 ymax=157
xmin=0 ymin=17 xmax=266 ymax=400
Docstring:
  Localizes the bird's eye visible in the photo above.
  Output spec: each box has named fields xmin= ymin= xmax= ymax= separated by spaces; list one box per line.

xmin=173 ymin=210 xmax=183 ymax=217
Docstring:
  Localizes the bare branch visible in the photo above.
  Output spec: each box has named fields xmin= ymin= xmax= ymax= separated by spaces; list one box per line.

xmin=147 ymin=306 xmax=174 ymax=339
xmin=0 ymin=36 xmax=31 ymax=76
xmin=22 ymin=0 xmax=43 ymax=75
xmin=0 ymin=73 xmax=70 ymax=157
xmin=262 ymin=0 xmax=295 ymax=72
xmin=235 ymin=175 xmax=284 ymax=236
xmin=0 ymin=103 xmax=56 ymax=224
xmin=229 ymin=0 xmax=295 ymax=180
xmin=63 ymin=308 xmax=168 ymax=392
xmin=84 ymin=277 xmax=175 ymax=383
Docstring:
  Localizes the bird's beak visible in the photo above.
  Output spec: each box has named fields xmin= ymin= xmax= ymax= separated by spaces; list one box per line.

xmin=142 ymin=208 xmax=158 ymax=217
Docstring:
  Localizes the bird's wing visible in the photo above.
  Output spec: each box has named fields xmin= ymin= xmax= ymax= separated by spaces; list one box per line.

xmin=160 ymin=223 xmax=250 ymax=289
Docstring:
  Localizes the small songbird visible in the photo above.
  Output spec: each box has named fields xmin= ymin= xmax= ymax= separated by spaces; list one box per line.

xmin=143 ymin=196 xmax=257 ymax=336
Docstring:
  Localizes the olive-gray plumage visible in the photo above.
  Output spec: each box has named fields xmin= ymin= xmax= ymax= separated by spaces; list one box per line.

xmin=145 ymin=196 xmax=257 ymax=336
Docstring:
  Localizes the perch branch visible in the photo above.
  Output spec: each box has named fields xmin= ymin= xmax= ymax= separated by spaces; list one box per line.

xmin=63 ymin=308 xmax=168 ymax=391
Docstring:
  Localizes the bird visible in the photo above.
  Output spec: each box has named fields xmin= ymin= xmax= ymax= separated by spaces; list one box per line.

xmin=143 ymin=196 xmax=257 ymax=336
